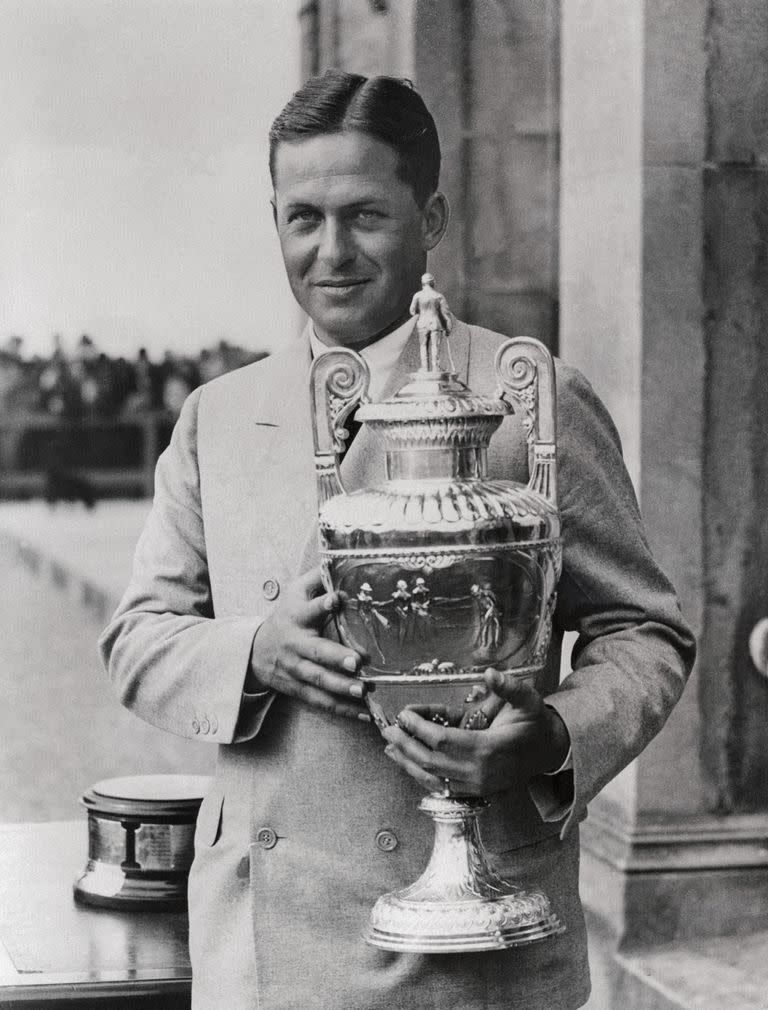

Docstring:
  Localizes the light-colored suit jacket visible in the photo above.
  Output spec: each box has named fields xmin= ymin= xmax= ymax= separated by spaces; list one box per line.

xmin=100 ymin=321 xmax=695 ymax=1010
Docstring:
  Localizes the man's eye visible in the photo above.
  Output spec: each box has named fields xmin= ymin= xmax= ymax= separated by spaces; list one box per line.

xmin=354 ymin=209 xmax=384 ymax=222
xmin=287 ymin=209 xmax=319 ymax=225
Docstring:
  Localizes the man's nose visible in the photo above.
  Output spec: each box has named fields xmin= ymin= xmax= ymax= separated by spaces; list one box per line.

xmin=317 ymin=218 xmax=354 ymax=268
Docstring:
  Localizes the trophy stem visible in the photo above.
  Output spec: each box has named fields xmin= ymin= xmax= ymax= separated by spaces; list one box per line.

xmin=363 ymin=794 xmax=563 ymax=953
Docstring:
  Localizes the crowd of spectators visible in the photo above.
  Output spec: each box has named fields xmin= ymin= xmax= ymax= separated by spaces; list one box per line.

xmin=0 ymin=334 xmax=269 ymax=503
xmin=0 ymin=333 xmax=268 ymax=421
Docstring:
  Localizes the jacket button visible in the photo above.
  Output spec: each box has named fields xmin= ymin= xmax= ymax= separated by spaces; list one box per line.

xmin=191 ymin=718 xmax=200 ymax=734
xmin=375 ymin=829 xmax=398 ymax=853
xmin=201 ymin=717 xmax=210 ymax=734
xmin=262 ymin=579 xmax=280 ymax=601
xmin=256 ymin=826 xmax=278 ymax=850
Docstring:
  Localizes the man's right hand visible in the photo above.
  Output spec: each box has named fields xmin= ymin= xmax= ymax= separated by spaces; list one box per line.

xmin=246 ymin=569 xmax=369 ymax=721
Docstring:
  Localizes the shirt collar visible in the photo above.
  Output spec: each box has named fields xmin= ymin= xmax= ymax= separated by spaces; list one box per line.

xmin=308 ymin=316 xmax=416 ymax=401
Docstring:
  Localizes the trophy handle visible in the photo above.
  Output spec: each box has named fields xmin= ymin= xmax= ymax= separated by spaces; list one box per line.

xmin=309 ymin=348 xmax=371 ymax=506
xmin=494 ymin=337 xmax=558 ymax=507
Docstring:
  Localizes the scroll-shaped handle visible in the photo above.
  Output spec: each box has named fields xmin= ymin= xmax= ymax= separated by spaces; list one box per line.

xmin=309 ymin=348 xmax=370 ymax=506
xmin=494 ymin=337 xmax=557 ymax=507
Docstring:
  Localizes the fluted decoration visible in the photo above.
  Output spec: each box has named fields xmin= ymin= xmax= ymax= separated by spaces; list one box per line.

xmin=495 ymin=338 xmax=558 ymax=508
xmin=528 ymin=444 xmax=558 ymax=507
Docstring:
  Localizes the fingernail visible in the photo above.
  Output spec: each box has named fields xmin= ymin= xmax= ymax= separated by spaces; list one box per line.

xmin=348 ymin=682 xmax=364 ymax=698
xmin=324 ymin=594 xmax=336 ymax=611
xmin=358 ymin=712 xmax=371 ymax=722
xmin=384 ymin=745 xmax=395 ymax=758
xmin=396 ymin=714 xmax=410 ymax=730
xmin=343 ymin=655 xmax=358 ymax=672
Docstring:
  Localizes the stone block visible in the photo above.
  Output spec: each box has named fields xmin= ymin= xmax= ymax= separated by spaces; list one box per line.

xmin=465 ymin=290 xmax=556 ymax=348
xmin=617 ymin=932 xmax=768 ymax=1010
xmin=559 ymin=161 xmax=643 ymax=484
xmin=468 ymin=134 xmax=557 ymax=292
xmin=581 ymin=833 xmax=768 ymax=945
xmin=708 ymin=0 xmax=768 ymax=164
xmin=561 ymin=0 xmax=643 ymax=180
xmin=337 ymin=0 xmax=392 ymax=76
xmin=643 ymin=0 xmax=708 ymax=166
xmin=470 ymin=0 xmax=559 ymax=136
xmin=635 ymin=693 xmax=706 ymax=819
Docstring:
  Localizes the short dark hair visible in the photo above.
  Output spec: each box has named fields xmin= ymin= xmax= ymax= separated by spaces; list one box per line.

xmin=269 ymin=69 xmax=440 ymax=207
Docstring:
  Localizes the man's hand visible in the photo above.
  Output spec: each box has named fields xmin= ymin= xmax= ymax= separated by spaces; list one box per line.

xmin=247 ymin=569 xmax=369 ymax=721
xmin=381 ymin=670 xmax=569 ymax=795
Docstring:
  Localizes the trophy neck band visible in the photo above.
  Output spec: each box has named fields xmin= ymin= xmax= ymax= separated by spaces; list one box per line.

xmin=385 ymin=446 xmax=488 ymax=482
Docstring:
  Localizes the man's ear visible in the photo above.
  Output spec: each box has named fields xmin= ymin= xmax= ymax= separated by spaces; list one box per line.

xmin=421 ymin=191 xmax=450 ymax=251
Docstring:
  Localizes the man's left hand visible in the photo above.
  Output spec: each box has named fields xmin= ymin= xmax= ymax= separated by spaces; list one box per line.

xmin=381 ymin=670 xmax=570 ymax=796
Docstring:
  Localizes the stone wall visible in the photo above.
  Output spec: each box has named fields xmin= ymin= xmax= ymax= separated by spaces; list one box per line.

xmin=562 ymin=0 xmax=768 ymax=952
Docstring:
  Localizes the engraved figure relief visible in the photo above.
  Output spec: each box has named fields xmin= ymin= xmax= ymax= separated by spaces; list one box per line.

xmin=347 ymin=572 xmax=513 ymax=669
xmin=470 ymin=583 xmax=503 ymax=652
xmin=355 ymin=583 xmax=389 ymax=663
xmin=410 ymin=577 xmax=433 ymax=641
xmin=390 ymin=580 xmax=412 ymax=644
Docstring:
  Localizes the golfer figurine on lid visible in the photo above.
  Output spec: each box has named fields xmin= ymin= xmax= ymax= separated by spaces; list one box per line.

xmin=309 ymin=275 xmax=563 ymax=953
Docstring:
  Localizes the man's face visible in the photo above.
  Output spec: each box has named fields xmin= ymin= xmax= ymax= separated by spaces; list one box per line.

xmin=272 ymin=132 xmax=446 ymax=347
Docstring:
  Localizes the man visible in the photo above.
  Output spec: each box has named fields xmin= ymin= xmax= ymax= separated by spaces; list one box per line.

xmin=100 ymin=70 xmax=695 ymax=1010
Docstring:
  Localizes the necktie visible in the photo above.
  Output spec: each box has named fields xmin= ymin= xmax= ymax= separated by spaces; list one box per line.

xmin=340 ymin=414 xmax=361 ymax=460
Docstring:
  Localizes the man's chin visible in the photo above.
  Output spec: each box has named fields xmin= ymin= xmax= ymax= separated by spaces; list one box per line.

xmin=311 ymin=312 xmax=383 ymax=349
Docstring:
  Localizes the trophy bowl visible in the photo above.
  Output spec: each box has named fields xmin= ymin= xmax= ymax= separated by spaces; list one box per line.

xmin=310 ymin=279 xmax=564 ymax=953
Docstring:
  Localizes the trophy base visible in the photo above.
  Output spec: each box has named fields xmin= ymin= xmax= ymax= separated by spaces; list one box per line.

xmin=364 ymin=913 xmax=563 ymax=953
xmin=363 ymin=794 xmax=564 ymax=954
xmin=74 ymin=862 xmax=189 ymax=910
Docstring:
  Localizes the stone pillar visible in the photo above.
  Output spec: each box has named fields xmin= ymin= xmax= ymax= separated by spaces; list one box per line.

xmin=561 ymin=0 xmax=768 ymax=945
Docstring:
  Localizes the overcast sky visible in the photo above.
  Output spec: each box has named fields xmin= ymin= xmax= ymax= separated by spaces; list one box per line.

xmin=0 ymin=0 xmax=300 ymax=358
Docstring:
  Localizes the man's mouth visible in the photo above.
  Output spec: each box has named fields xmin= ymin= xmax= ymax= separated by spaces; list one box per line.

xmin=314 ymin=278 xmax=370 ymax=296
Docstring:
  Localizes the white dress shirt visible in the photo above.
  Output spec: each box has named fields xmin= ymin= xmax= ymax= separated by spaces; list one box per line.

xmin=309 ymin=316 xmax=416 ymax=401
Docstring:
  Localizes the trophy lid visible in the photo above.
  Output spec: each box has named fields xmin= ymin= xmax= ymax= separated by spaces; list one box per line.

xmin=356 ymin=276 xmax=511 ymax=429
xmin=81 ymin=774 xmax=210 ymax=818
xmin=355 ymin=371 xmax=511 ymax=426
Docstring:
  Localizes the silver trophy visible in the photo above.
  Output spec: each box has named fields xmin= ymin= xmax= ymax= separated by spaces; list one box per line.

xmin=310 ymin=275 xmax=563 ymax=953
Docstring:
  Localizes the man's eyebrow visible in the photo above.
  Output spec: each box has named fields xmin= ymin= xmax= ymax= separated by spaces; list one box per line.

xmin=345 ymin=198 xmax=388 ymax=210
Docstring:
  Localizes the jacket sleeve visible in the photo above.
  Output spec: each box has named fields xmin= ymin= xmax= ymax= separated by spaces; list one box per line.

xmin=98 ymin=387 xmax=274 ymax=744
xmin=528 ymin=364 xmax=696 ymax=836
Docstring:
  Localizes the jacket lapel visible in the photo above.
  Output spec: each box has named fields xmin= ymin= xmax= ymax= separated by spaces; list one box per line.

xmin=252 ymin=334 xmax=319 ymax=574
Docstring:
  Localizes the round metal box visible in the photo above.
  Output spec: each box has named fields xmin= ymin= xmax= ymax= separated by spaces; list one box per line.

xmin=73 ymin=774 xmax=210 ymax=911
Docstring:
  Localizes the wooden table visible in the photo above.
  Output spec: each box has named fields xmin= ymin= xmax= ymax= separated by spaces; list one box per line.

xmin=0 ymin=821 xmax=191 ymax=1007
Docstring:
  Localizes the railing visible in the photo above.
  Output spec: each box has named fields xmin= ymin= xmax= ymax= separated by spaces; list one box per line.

xmin=0 ymin=411 xmax=176 ymax=499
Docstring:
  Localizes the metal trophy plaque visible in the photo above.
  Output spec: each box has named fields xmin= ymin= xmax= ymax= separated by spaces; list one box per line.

xmin=310 ymin=274 xmax=563 ymax=953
